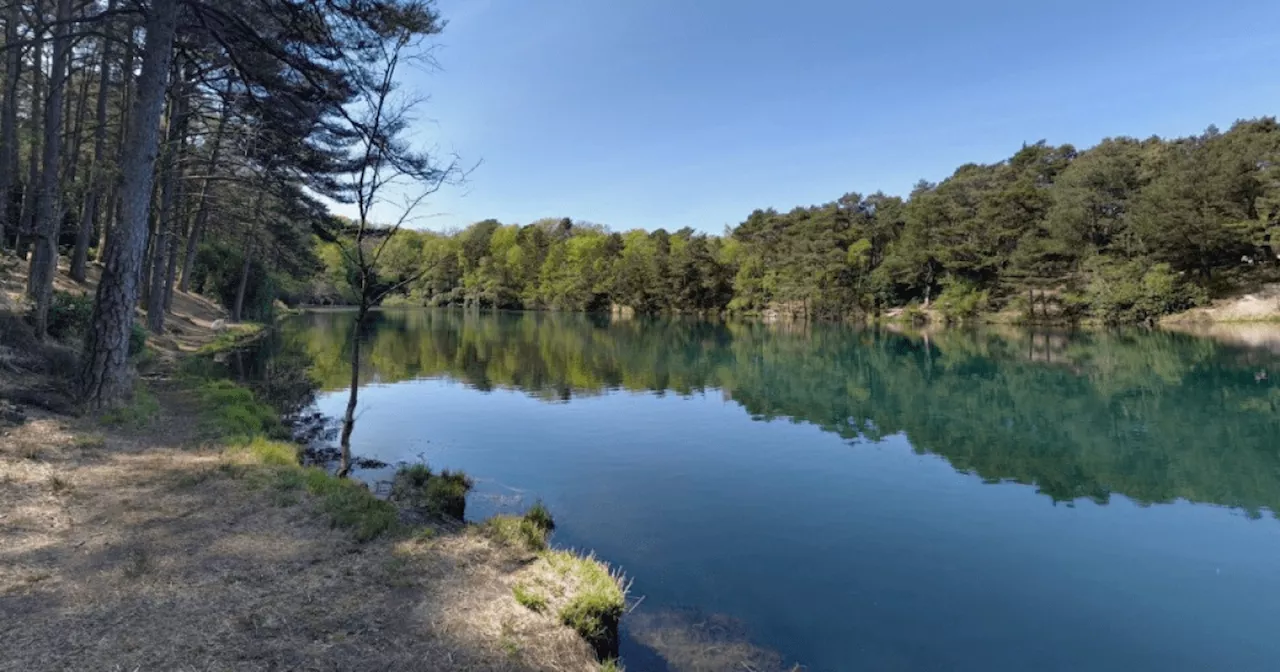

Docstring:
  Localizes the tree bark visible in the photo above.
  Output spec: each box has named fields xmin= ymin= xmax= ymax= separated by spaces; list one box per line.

xmin=28 ymin=0 xmax=74 ymax=338
xmin=0 ymin=0 xmax=23 ymax=249
xmin=232 ymin=239 xmax=252 ymax=322
xmin=146 ymin=68 xmax=188 ymax=334
xmin=337 ymin=305 xmax=367 ymax=479
xmin=72 ymin=0 xmax=116 ymax=282
xmin=97 ymin=32 xmax=135 ymax=263
xmin=17 ymin=0 xmax=45 ymax=258
xmin=79 ymin=0 xmax=180 ymax=408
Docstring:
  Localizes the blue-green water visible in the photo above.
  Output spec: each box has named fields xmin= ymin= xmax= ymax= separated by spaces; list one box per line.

xmin=268 ymin=310 xmax=1280 ymax=671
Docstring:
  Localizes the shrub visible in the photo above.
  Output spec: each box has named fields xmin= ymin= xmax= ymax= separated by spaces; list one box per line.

xmin=44 ymin=291 xmax=93 ymax=341
xmin=1086 ymin=259 xmax=1206 ymax=324
xmin=524 ymin=499 xmax=555 ymax=533
xmin=128 ymin=323 xmax=148 ymax=357
xmin=936 ymin=277 xmax=989 ymax=322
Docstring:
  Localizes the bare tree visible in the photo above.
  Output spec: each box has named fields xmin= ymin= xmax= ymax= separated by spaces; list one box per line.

xmin=331 ymin=22 xmax=461 ymax=477
xmin=0 ymin=0 xmax=23 ymax=248
xmin=71 ymin=0 xmax=117 ymax=282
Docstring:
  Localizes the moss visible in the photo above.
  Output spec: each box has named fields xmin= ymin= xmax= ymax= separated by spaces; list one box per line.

xmin=549 ymin=550 xmax=626 ymax=660
xmin=512 ymin=583 xmax=548 ymax=612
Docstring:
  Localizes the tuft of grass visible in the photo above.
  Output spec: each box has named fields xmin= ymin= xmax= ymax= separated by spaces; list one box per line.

xmin=549 ymin=550 xmax=627 ymax=660
xmin=525 ymin=499 xmax=555 ymax=533
xmin=390 ymin=463 xmax=473 ymax=520
xmin=196 ymin=380 xmax=283 ymax=441
xmin=302 ymin=467 xmax=399 ymax=542
xmin=600 ymin=659 xmax=625 ymax=672
xmin=485 ymin=515 xmax=549 ymax=552
xmin=225 ymin=436 xmax=300 ymax=467
xmin=512 ymin=583 xmax=548 ymax=612
xmin=71 ymin=433 xmax=106 ymax=450
xmin=101 ymin=389 xmax=160 ymax=428
xmin=411 ymin=527 xmax=437 ymax=543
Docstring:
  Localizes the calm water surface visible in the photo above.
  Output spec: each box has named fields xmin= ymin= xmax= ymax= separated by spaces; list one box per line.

xmin=259 ymin=310 xmax=1280 ymax=671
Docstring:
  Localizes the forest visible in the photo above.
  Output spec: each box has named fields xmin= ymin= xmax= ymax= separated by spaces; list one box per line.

xmin=0 ymin=0 xmax=453 ymax=406
xmin=306 ymin=119 xmax=1280 ymax=325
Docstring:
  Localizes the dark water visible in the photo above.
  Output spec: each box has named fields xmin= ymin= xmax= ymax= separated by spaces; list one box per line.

xmin=253 ymin=309 xmax=1280 ymax=671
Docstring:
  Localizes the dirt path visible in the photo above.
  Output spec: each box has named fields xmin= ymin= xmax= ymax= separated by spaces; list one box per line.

xmin=1 ymin=256 xmax=607 ymax=671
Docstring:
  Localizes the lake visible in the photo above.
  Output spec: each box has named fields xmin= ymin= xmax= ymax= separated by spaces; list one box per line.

xmin=249 ymin=309 xmax=1280 ymax=671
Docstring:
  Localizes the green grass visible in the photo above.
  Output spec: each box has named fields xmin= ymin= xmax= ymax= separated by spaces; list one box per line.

xmin=484 ymin=502 xmax=558 ymax=552
xmin=226 ymin=436 xmax=299 ymax=466
xmin=600 ymin=659 xmax=624 ymax=672
xmin=512 ymin=583 xmax=548 ymax=612
xmin=300 ymin=466 xmax=399 ymax=541
xmin=548 ymin=550 xmax=626 ymax=658
xmin=390 ymin=463 xmax=473 ymax=519
xmin=196 ymin=380 xmax=283 ymax=441
xmin=71 ymin=433 xmax=107 ymax=449
xmin=101 ymin=389 xmax=160 ymax=428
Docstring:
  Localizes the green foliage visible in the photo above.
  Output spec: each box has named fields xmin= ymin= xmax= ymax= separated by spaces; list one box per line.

xmin=196 ymin=380 xmax=284 ymax=440
xmin=936 ymin=277 xmax=990 ymax=322
xmin=128 ymin=323 xmax=148 ymax=357
xmin=1086 ymin=260 xmax=1207 ymax=324
xmin=192 ymin=243 xmax=279 ymax=320
xmin=549 ymin=550 xmax=626 ymax=659
xmin=390 ymin=463 xmax=474 ymax=519
xmin=512 ymin=583 xmax=548 ymax=612
xmin=288 ymin=117 xmax=1280 ymax=324
xmin=43 ymin=291 xmax=93 ymax=341
xmin=227 ymin=437 xmax=299 ymax=466
xmin=524 ymin=500 xmax=555 ymax=533
xmin=301 ymin=467 xmax=399 ymax=541
xmin=101 ymin=388 xmax=160 ymax=428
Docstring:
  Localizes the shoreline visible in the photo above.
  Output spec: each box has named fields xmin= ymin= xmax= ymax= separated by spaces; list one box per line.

xmin=1 ymin=267 xmax=626 ymax=671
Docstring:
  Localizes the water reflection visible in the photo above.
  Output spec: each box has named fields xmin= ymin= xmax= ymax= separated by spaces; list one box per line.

xmin=271 ymin=308 xmax=1280 ymax=519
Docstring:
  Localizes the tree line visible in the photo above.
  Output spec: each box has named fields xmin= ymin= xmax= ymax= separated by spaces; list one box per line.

xmin=0 ymin=0 xmax=448 ymax=407
xmin=309 ymin=118 xmax=1280 ymax=324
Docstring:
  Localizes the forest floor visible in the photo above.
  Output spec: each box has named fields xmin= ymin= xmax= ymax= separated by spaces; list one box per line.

xmin=0 ymin=254 xmax=614 ymax=672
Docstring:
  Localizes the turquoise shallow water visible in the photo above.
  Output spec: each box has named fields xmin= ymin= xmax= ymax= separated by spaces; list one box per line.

xmin=266 ymin=309 xmax=1280 ymax=671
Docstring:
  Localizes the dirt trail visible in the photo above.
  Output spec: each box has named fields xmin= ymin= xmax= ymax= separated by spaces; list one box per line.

xmin=1 ymin=256 xmax=605 ymax=671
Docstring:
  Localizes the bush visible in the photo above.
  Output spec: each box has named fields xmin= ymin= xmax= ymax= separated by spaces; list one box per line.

xmin=44 ymin=291 xmax=93 ymax=341
xmin=128 ymin=323 xmax=148 ymax=357
xmin=1086 ymin=260 xmax=1206 ymax=324
xmin=936 ymin=277 xmax=989 ymax=322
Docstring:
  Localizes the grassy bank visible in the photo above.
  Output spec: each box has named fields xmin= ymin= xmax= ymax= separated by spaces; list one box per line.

xmin=1 ymin=258 xmax=626 ymax=671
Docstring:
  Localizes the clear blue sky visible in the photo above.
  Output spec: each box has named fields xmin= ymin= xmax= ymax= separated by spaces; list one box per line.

xmin=368 ymin=0 xmax=1280 ymax=233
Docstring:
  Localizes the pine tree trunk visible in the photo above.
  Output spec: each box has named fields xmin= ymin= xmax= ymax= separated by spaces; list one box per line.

xmin=17 ymin=0 xmax=45 ymax=258
xmin=178 ymin=95 xmax=230 ymax=292
xmin=97 ymin=35 xmax=134 ymax=263
xmin=0 ymin=0 xmax=22 ymax=249
xmin=79 ymin=0 xmax=180 ymax=408
xmin=146 ymin=84 xmax=185 ymax=333
xmin=232 ymin=240 xmax=252 ymax=323
xmin=28 ymin=0 xmax=74 ymax=338
xmin=72 ymin=0 xmax=115 ymax=282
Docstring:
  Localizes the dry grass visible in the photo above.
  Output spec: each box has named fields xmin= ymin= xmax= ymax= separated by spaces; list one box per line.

xmin=0 ymin=255 xmax=616 ymax=671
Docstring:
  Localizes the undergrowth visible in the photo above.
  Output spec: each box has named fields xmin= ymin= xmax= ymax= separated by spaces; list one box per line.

xmin=101 ymin=389 xmax=160 ymax=428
